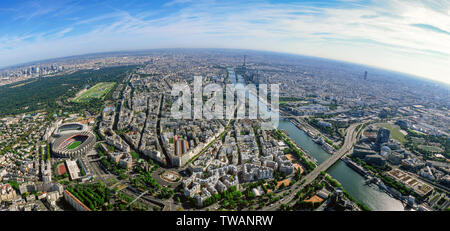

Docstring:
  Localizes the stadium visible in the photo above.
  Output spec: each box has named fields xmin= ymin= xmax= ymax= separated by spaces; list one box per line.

xmin=53 ymin=122 xmax=86 ymax=136
xmin=51 ymin=123 xmax=96 ymax=158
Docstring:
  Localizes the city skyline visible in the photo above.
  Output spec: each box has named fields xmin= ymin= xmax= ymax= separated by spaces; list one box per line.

xmin=0 ymin=0 xmax=449 ymax=85
xmin=0 ymin=45 xmax=449 ymax=212
xmin=0 ymin=0 xmax=449 ymax=215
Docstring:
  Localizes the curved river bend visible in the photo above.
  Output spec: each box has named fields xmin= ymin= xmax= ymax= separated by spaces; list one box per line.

xmin=227 ymin=67 xmax=404 ymax=211
xmin=278 ymin=120 xmax=405 ymax=211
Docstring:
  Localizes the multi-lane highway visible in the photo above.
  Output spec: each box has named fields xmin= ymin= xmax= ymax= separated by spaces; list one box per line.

xmin=262 ymin=122 xmax=362 ymax=211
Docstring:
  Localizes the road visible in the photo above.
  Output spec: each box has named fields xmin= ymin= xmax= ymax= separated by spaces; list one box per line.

xmin=261 ymin=122 xmax=362 ymax=211
xmin=128 ymin=190 xmax=149 ymax=207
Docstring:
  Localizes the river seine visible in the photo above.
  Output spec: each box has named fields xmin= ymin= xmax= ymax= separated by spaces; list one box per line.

xmin=278 ymin=120 xmax=405 ymax=211
xmin=228 ymin=67 xmax=404 ymax=210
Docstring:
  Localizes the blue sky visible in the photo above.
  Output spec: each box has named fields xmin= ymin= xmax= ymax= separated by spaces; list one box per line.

xmin=0 ymin=0 xmax=449 ymax=84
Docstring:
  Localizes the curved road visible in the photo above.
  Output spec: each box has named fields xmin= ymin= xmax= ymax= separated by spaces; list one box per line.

xmin=262 ymin=122 xmax=362 ymax=211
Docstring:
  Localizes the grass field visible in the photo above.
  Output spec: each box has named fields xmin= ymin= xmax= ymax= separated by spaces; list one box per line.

xmin=378 ymin=123 xmax=407 ymax=143
xmin=67 ymin=141 xmax=82 ymax=150
xmin=73 ymin=82 xmax=115 ymax=102
xmin=410 ymin=137 xmax=425 ymax=145
xmin=418 ymin=145 xmax=443 ymax=153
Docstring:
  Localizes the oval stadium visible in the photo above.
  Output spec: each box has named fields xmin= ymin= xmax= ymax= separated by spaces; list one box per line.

xmin=53 ymin=122 xmax=87 ymax=137
xmin=51 ymin=130 xmax=96 ymax=158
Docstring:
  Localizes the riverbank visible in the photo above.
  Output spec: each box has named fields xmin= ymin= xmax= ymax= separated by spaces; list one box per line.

xmin=279 ymin=129 xmax=318 ymax=165
xmin=289 ymin=118 xmax=335 ymax=154
xmin=342 ymin=157 xmax=369 ymax=177
xmin=278 ymin=120 xmax=405 ymax=211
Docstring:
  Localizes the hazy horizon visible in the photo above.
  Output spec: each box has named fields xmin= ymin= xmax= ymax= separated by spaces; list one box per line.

xmin=2 ymin=47 xmax=449 ymax=88
xmin=1 ymin=0 xmax=449 ymax=84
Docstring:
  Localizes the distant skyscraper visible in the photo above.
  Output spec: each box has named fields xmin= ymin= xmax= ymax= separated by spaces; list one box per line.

xmin=364 ymin=71 xmax=368 ymax=80
xmin=243 ymin=55 xmax=246 ymax=68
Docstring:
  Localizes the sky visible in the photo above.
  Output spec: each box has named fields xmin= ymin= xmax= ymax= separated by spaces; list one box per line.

xmin=0 ymin=0 xmax=449 ymax=84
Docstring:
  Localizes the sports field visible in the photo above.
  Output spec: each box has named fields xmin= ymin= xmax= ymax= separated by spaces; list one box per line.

xmin=67 ymin=141 xmax=82 ymax=150
xmin=418 ymin=145 xmax=443 ymax=153
xmin=378 ymin=123 xmax=407 ymax=143
xmin=73 ymin=82 xmax=115 ymax=102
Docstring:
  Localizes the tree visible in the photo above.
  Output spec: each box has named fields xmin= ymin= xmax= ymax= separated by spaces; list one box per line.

xmin=247 ymin=190 xmax=256 ymax=200
xmin=46 ymin=143 xmax=51 ymax=160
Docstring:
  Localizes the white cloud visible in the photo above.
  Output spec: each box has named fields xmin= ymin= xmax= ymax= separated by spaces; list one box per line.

xmin=163 ymin=0 xmax=194 ymax=7
xmin=0 ymin=0 xmax=449 ymax=84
